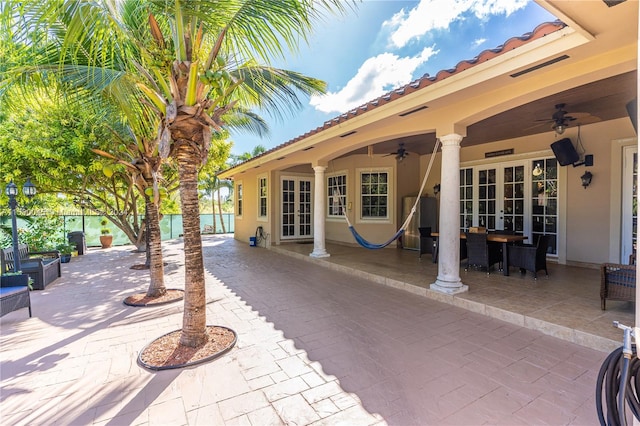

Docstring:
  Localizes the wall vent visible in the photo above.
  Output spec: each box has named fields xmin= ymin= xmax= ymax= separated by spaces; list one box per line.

xmin=510 ymin=55 xmax=569 ymax=78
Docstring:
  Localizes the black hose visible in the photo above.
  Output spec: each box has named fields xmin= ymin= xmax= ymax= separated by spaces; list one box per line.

xmin=596 ymin=345 xmax=640 ymax=425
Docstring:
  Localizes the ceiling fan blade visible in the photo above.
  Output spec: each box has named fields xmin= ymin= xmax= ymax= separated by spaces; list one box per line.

xmin=524 ymin=122 xmax=552 ymax=131
xmin=574 ymin=115 xmax=601 ymax=125
xmin=565 ymin=112 xmax=592 ymax=120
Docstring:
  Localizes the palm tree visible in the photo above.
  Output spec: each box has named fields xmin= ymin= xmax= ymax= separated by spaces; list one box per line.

xmin=231 ymin=144 xmax=268 ymax=165
xmin=1 ymin=1 xmax=173 ymax=299
xmin=8 ymin=0 xmax=350 ymax=348
xmin=130 ymin=0 xmax=350 ymax=348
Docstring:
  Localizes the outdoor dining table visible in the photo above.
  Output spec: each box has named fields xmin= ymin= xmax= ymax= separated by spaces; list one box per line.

xmin=431 ymin=232 xmax=528 ymax=276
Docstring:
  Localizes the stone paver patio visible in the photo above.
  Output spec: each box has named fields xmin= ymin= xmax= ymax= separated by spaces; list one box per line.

xmin=1 ymin=235 xmax=610 ymax=425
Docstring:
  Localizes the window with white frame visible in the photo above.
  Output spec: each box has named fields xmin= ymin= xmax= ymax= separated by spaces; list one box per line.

xmin=258 ymin=176 xmax=267 ymax=219
xmin=327 ymin=173 xmax=346 ymax=217
xmin=359 ymin=169 xmax=390 ymax=220
xmin=236 ymin=181 xmax=243 ymax=217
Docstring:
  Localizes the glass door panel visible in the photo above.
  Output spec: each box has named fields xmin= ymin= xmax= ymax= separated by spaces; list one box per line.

xmin=530 ymin=158 xmax=558 ymax=254
xmin=478 ymin=168 xmax=496 ymax=230
xmin=502 ymin=164 xmax=525 ymax=233
xmin=281 ymin=177 xmax=313 ymax=239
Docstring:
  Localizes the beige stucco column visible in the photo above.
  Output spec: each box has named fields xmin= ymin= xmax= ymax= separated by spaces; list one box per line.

xmin=431 ymin=133 xmax=468 ymax=294
xmin=310 ymin=165 xmax=330 ymax=258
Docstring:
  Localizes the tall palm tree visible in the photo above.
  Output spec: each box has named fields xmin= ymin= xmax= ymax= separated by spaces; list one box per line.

xmin=1 ymin=0 xmax=173 ymax=299
xmin=8 ymin=0 xmax=351 ymax=348
xmin=231 ymin=144 xmax=267 ymax=165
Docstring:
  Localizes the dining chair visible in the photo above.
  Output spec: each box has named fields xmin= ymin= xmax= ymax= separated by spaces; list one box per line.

xmin=507 ymin=234 xmax=549 ymax=279
xmin=464 ymin=232 xmax=501 ymax=273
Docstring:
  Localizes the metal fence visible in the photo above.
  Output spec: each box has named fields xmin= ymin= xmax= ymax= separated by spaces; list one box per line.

xmin=1 ymin=214 xmax=234 ymax=248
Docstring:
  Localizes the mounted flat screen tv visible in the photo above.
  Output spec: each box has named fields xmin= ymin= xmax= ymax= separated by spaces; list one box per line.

xmin=550 ymin=138 xmax=579 ymax=166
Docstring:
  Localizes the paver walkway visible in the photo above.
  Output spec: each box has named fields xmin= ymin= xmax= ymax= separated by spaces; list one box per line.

xmin=1 ymin=235 xmax=609 ymax=425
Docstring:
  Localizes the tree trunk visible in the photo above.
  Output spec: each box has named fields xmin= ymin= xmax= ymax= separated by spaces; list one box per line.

xmin=176 ymin=141 xmax=207 ymax=348
xmin=217 ymin=188 xmax=226 ymax=233
xmin=145 ymin=190 xmax=166 ymax=298
xmin=212 ymin=196 xmax=217 ymax=234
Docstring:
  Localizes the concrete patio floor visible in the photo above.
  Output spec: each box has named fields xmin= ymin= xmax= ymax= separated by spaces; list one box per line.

xmin=0 ymin=235 xmax=621 ymax=425
xmin=274 ymin=241 xmax=635 ymax=353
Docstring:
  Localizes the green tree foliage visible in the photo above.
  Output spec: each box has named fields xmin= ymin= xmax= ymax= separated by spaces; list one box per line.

xmin=0 ymin=93 xmax=148 ymax=247
xmin=5 ymin=0 xmax=353 ymax=350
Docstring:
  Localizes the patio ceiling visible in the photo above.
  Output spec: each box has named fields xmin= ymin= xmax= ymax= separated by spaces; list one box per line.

xmin=348 ymin=70 xmax=637 ymax=157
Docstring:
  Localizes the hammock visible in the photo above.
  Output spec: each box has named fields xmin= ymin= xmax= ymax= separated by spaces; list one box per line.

xmin=338 ymin=139 xmax=440 ymax=250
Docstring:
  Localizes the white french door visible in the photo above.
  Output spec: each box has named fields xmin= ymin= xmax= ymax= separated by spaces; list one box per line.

xmin=281 ymin=176 xmax=313 ymax=240
xmin=461 ymin=158 xmax=559 ymax=254
xmin=474 ymin=162 xmax=528 ymax=235
xmin=621 ymin=145 xmax=637 ymax=263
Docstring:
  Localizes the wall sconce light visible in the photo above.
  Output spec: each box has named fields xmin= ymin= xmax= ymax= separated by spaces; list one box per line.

xmin=433 ymin=184 xmax=440 ymax=195
xmin=580 ymin=171 xmax=593 ymax=188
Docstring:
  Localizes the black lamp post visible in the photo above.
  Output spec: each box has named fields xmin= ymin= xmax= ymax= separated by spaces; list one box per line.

xmin=5 ymin=179 xmax=37 ymax=272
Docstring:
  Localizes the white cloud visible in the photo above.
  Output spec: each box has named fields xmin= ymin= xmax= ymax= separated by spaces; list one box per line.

xmin=384 ymin=0 xmax=529 ymax=49
xmin=473 ymin=37 xmax=487 ymax=47
xmin=309 ymin=46 xmax=438 ymax=114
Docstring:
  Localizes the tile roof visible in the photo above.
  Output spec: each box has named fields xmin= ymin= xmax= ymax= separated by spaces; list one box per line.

xmin=226 ymin=20 xmax=567 ymax=172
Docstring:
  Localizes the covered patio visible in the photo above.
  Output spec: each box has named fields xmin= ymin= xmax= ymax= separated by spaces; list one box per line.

xmin=273 ymin=242 xmax=633 ymax=353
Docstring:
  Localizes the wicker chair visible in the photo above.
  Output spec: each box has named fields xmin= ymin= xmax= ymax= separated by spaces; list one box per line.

xmin=508 ymin=235 xmax=549 ymax=279
xmin=0 ymin=274 xmax=31 ymax=318
xmin=600 ymin=263 xmax=636 ymax=310
xmin=464 ymin=232 xmax=501 ymax=273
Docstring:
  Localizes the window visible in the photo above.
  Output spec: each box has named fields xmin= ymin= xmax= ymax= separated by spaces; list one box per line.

xmin=460 ymin=168 xmax=473 ymax=231
xmin=327 ymin=174 xmax=346 ymax=217
xmin=531 ymin=158 xmax=558 ymax=255
xmin=258 ymin=176 xmax=267 ymax=219
xmin=478 ymin=167 xmax=497 ymax=230
xmin=236 ymin=182 xmax=243 ymax=217
xmin=360 ymin=170 xmax=389 ymax=219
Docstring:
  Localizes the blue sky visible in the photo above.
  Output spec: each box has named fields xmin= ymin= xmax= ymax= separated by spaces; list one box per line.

xmin=229 ymin=0 xmax=556 ymax=156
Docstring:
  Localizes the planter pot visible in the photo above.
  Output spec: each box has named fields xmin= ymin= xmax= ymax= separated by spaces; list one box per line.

xmin=100 ymin=235 xmax=113 ymax=249
xmin=60 ymin=254 xmax=71 ymax=263
xmin=1 ymin=273 xmax=29 ymax=287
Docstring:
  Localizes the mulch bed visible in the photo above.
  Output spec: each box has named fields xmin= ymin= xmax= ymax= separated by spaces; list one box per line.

xmin=123 ymin=289 xmax=184 ymax=307
xmin=138 ymin=326 xmax=237 ymax=370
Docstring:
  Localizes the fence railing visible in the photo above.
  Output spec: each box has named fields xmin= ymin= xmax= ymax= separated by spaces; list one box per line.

xmin=1 ymin=214 xmax=234 ymax=248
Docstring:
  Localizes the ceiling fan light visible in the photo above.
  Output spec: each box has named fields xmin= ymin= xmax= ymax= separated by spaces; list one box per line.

xmin=553 ymin=123 xmax=566 ymax=135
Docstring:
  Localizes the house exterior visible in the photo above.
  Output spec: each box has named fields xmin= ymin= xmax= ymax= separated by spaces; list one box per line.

xmin=218 ymin=1 xmax=638 ymax=295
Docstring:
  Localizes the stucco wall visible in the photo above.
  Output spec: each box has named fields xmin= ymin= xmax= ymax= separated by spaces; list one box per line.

xmin=231 ymin=118 xmax=636 ymax=264
xmin=457 ymin=118 xmax=636 ymax=265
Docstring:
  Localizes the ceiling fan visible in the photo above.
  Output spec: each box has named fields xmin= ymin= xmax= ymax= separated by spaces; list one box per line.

xmin=384 ymin=142 xmax=409 ymax=161
xmin=528 ymin=103 xmax=600 ymax=135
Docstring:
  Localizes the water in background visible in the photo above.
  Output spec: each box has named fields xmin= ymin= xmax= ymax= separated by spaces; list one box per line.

xmin=2 ymin=214 xmax=234 ymax=248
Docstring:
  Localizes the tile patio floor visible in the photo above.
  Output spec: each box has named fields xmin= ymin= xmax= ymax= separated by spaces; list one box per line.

xmin=0 ymin=235 xmax=626 ymax=425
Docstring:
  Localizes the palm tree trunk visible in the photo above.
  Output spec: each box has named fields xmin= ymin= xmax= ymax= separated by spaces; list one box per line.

xmin=145 ymin=190 xmax=166 ymax=297
xmin=212 ymin=196 xmax=217 ymax=234
xmin=217 ymin=188 xmax=227 ymax=233
xmin=175 ymin=140 xmax=207 ymax=348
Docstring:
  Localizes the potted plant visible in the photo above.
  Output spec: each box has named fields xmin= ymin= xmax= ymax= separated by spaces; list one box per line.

xmin=56 ymin=242 xmax=76 ymax=263
xmin=100 ymin=218 xmax=113 ymax=249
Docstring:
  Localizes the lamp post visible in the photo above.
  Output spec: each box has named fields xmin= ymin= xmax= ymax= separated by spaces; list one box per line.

xmin=5 ymin=179 xmax=37 ymax=272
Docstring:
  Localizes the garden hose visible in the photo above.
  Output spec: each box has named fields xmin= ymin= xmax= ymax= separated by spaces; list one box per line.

xmin=596 ymin=344 xmax=640 ymax=425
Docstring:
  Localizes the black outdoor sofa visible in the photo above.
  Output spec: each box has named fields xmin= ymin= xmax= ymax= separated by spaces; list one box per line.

xmin=1 ymin=244 xmax=61 ymax=290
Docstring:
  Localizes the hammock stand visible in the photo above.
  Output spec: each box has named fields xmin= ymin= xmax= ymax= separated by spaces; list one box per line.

xmin=338 ymin=139 xmax=440 ymax=249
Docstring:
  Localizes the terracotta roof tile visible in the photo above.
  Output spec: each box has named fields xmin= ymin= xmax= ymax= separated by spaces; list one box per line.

xmin=226 ymin=20 xmax=566 ymax=172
